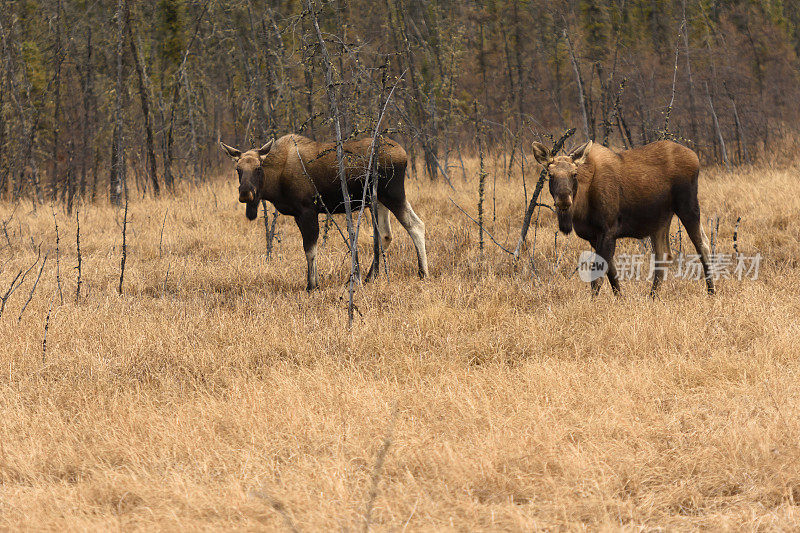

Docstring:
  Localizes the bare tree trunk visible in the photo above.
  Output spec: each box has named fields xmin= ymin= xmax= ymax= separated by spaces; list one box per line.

xmin=501 ymin=30 xmax=516 ymax=119
xmin=162 ymin=83 xmax=177 ymax=190
xmin=705 ymin=81 xmax=730 ymax=170
xmin=66 ymin=141 xmax=76 ymax=214
xmin=245 ymin=0 xmax=270 ymax=141
xmin=125 ymin=2 xmax=159 ymax=196
xmin=512 ymin=0 xmax=526 ymax=126
xmin=264 ymin=9 xmax=297 ymax=133
xmin=303 ymin=64 xmax=314 ymax=137
xmin=612 ymin=79 xmax=632 ymax=148
xmin=0 ymin=17 xmax=34 ymax=202
xmin=681 ymin=0 xmax=700 ymax=148
xmin=162 ymin=2 xmax=209 ymax=190
xmin=474 ymin=102 xmax=486 ymax=255
xmin=91 ymin=145 xmax=99 ymax=202
xmin=182 ymin=70 xmax=200 ymax=184
xmin=564 ymin=30 xmax=590 ymax=140
xmin=79 ymin=25 xmax=94 ymax=199
xmin=110 ymin=0 xmax=125 ymax=205
xmin=744 ymin=23 xmax=768 ymax=144
xmin=663 ymin=21 xmax=683 ymax=139
xmin=0 ymin=75 xmax=5 ymax=200
xmin=50 ymin=0 xmax=63 ymax=202
xmin=307 ymin=0 xmax=359 ymax=325
xmin=478 ymin=18 xmax=489 ymax=110
xmin=392 ymin=0 xmax=438 ymax=181
xmin=725 ymin=82 xmax=747 ymax=163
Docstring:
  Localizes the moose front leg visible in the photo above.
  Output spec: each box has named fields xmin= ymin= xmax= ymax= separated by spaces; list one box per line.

xmin=295 ymin=211 xmax=320 ymax=291
xmin=592 ymin=235 xmax=621 ymax=296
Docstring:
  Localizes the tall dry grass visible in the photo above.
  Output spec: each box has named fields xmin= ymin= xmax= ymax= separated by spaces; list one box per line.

xmin=1 ymin=156 xmax=799 ymax=530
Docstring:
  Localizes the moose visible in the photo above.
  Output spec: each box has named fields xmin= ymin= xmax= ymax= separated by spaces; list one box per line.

xmin=532 ymin=139 xmax=715 ymax=296
xmin=219 ymin=134 xmax=428 ymax=291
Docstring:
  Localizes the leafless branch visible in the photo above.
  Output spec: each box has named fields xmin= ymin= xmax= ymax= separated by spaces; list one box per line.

xmin=18 ymin=251 xmax=48 ymax=323
xmin=118 ymin=197 xmax=128 ymax=295
xmin=75 ymin=205 xmax=82 ymax=303
xmin=448 ymin=197 xmax=514 ymax=255
xmin=514 ymin=128 xmax=576 ymax=259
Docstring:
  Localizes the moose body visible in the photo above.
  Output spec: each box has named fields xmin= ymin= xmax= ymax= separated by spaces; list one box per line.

xmin=533 ymin=139 xmax=715 ymax=296
xmin=220 ymin=134 xmax=428 ymax=290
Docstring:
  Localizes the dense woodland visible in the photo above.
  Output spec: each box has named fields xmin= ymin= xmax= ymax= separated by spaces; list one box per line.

xmin=0 ymin=0 xmax=798 ymax=205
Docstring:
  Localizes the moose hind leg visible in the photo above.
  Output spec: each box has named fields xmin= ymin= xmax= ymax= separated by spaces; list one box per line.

xmin=390 ymin=200 xmax=428 ymax=278
xmin=365 ymin=203 xmax=389 ymax=283
xmin=650 ymin=223 xmax=672 ymax=297
xmin=685 ymin=219 xmax=715 ymax=294
xmin=376 ymin=201 xmax=393 ymax=248
xmin=295 ymin=212 xmax=320 ymax=291
xmin=675 ymin=204 xmax=715 ymax=295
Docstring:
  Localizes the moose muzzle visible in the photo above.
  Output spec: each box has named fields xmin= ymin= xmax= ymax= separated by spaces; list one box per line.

xmin=554 ymin=194 xmax=573 ymax=211
xmin=239 ymin=186 xmax=256 ymax=204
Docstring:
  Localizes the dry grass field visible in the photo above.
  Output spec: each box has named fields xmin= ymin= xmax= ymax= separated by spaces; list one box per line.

xmin=1 ymin=155 xmax=799 ymax=531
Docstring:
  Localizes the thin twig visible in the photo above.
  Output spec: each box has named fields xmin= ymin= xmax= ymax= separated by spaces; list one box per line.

xmin=0 ymin=245 xmax=41 ymax=318
xmin=474 ymin=101 xmax=486 ymax=256
xmin=42 ymin=290 xmax=56 ymax=364
xmin=306 ymin=0 xmax=359 ymax=326
xmin=0 ymin=271 xmax=22 ymax=319
xmin=263 ymin=201 xmax=279 ymax=261
xmin=158 ymin=208 xmax=168 ymax=257
xmin=18 ymin=251 xmax=48 ymax=323
xmin=75 ymin=205 xmax=82 ymax=303
xmin=163 ymin=262 xmax=171 ymax=294
xmin=1 ymin=205 xmax=18 ymax=250
xmin=355 ymin=68 xmax=403 ymax=282
xmin=662 ymin=20 xmax=685 ymax=138
xmin=52 ymin=205 xmax=63 ymax=305
xmin=514 ymin=128 xmax=576 ymax=259
xmin=448 ymin=197 xmax=514 ymax=255
xmin=118 ymin=197 xmax=128 ymax=295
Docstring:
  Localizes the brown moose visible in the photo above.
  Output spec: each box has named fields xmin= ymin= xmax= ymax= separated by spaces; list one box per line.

xmin=220 ymin=134 xmax=428 ymax=291
xmin=532 ymin=139 xmax=715 ymax=296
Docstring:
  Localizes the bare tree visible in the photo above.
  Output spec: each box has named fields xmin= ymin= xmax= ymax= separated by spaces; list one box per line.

xmin=125 ymin=1 xmax=159 ymax=196
xmin=306 ymin=0 xmax=360 ymax=325
xmin=110 ymin=0 xmax=126 ymax=204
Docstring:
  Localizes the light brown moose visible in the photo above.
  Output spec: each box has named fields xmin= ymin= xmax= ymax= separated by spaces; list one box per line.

xmin=220 ymin=134 xmax=428 ymax=291
xmin=532 ymin=139 xmax=715 ymax=296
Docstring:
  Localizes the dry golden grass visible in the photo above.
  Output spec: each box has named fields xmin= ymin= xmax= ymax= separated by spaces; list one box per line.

xmin=1 ymin=157 xmax=799 ymax=531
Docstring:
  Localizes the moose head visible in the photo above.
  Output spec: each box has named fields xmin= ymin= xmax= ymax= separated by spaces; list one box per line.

xmin=219 ymin=139 xmax=275 ymax=220
xmin=532 ymin=140 xmax=593 ymax=234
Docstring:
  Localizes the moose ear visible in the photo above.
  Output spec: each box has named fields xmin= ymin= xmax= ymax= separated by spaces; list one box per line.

xmin=569 ymin=140 xmax=593 ymax=165
xmin=258 ymin=139 xmax=275 ymax=159
xmin=531 ymin=142 xmax=552 ymax=166
xmin=219 ymin=141 xmax=241 ymax=160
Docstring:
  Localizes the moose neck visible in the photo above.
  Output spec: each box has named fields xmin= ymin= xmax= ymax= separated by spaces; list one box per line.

xmin=568 ymin=159 xmax=596 ymax=240
xmin=257 ymin=155 xmax=285 ymax=205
